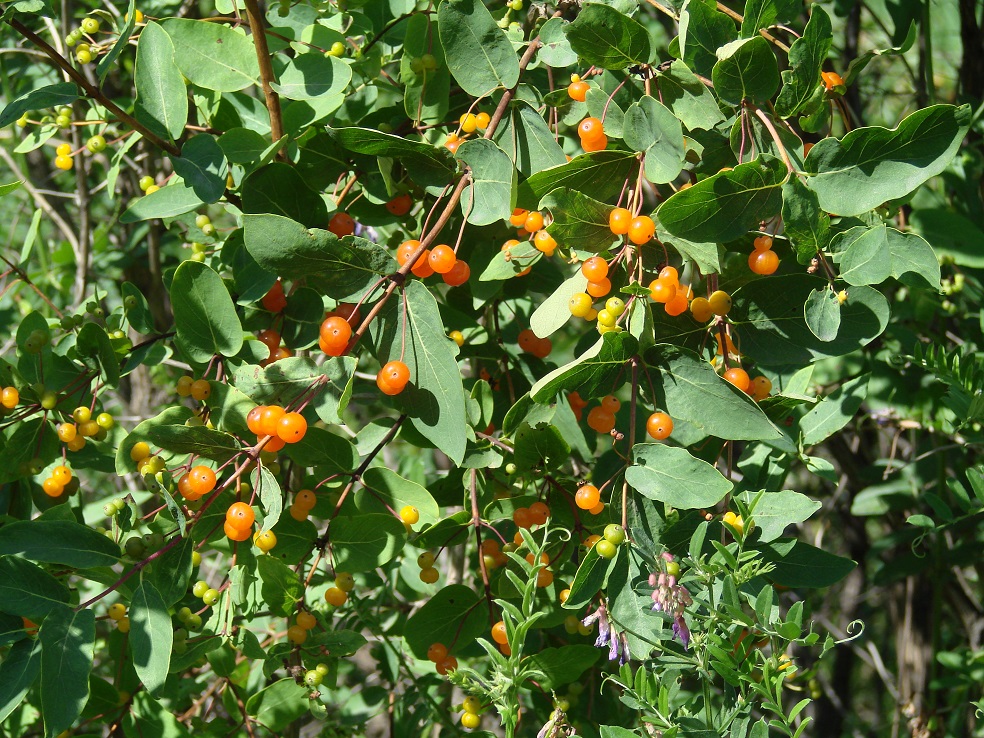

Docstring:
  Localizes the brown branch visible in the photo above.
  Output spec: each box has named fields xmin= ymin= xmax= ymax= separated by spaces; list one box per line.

xmin=242 ymin=0 xmax=285 ymax=158
xmin=470 ymin=469 xmax=496 ymax=624
xmin=7 ymin=18 xmax=181 ymax=156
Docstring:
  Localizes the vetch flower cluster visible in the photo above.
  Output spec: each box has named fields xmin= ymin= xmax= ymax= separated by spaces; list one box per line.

xmin=650 ymin=553 xmax=693 ymax=648
xmin=582 ymin=603 xmax=630 ymax=665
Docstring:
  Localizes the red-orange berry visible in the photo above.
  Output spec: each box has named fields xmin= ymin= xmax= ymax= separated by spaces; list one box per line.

xmin=586 ymin=278 xmax=611 ymax=298
xmin=509 ymin=209 xmax=528 ymax=228
xmin=320 ymin=316 xmax=352 ymax=356
xmin=581 ymin=256 xmax=608 ymax=282
xmin=328 ymin=212 xmax=355 ymax=237
xmin=524 ymin=211 xmax=544 ymax=233
xmin=582 ymin=134 xmax=607 ymax=152
xmin=188 ymin=465 xmax=217 ymax=497
xmin=261 ymin=280 xmax=288 ymax=312
xmin=627 ymin=215 xmax=655 ymax=245
xmin=247 ymin=406 xmax=266 ymax=436
xmin=723 ymin=367 xmax=751 ymax=392
xmin=749 ymin=250 xmax=780 ymax=275
xmin=226 ymin=501 xmax=255 ymax=530
xmin=586 ymin=407 xmax=616 ymax=434
xmin=277 ymin=412 xmax=307 ymax=443
xmin=491 ymin=621 xmax=508 ymax=644
xmin=513 ymin=507 xmax=533 ymax=529
xmin=577 ymin=117 xmax=604 ymax=143
xmin=427 ymin=643 xmax=449 ymax=663
xmin=259 ymin=405 xmax=286 ymax=437
xmin=442 ymin=260 xmax=471 ymax=286
xmin=386 ymin=193 xmax=413 ymax=216
xmin=428 ymin=244 xmax=457 ymax=274
xmin=568 ymin=79 xmax=589 ymax=102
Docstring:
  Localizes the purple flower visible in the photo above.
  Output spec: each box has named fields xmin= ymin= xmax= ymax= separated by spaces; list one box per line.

xmin=673 ymin=615 xmax=691 ymax=649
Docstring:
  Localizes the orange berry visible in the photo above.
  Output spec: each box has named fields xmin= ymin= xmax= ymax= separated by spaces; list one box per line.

xmin=247 ymin=405 xmax=266 ymax=436
xmin=287 ymin=625 xmax=308 ymax=645
xmin=188 ymin=465 xmax=217 ymax=497
xmin=396 ymin=239 xmax=420 ymax=267
xmin=586 ymin=278 xmax=611 ymax=298
xmin=753 ymin=235 xmax=773 ymax=251
xmin=295 ymin=489 xmax=317 ymax=509
xmin=436 ymin=656 xmax=458 ymax=675
xmin=577 ymin=117 xmax=604 ymax=143
xmin=601 ymin=395 xmax=620 ymax=413
xmin=178 ymin=473 xmax=199 ymax=501
xmin=750 ymin=375 xmax=772 ymax=401
xmin=749 ymin=250 xmax=779 ymax=275
xmin=427 ymin=643 xmax=448 ymax=663
xmin=256 ymin=328 xmax=281 ymax=355
xmin=509 ymin=209 xmax=528 ymax=227
xmin=224 ymin=520 xmax=251 ymax=541
xmin=659 ymin=266 xmax=679 ymax=284
xmin=586 ymin=407 xmax=616 ymax=433
xmin=646 ymin=412 xmax=673 ymax=440
xmin=428 ymin=244 xmax=457 ymax=274
xmin=259 ymin=405 xmax=286 ymax=437
xmin=513 ymin=507 xmax=533 ymax=529
xmin=649 ymin=279 xmax=676 ymax=303
xmin=443 ymin=259 xmax=470 ymax=286
xmin=277 ymin=412 xmax=307 ymax=443
xmin=524 ymin=211 xmax=544 ymax=232
xmin=226 ymin=501 xmax=255 ymax=530
xmin=664 ymin=293 xmax=689 ymax=317
xmin=320 ymin=316 xmax=352 ymax=356
xmin=491 ymin=621 xmax=508 ymax=644
xmin=411 ymin=249 xmax=435 ymax=278
xmin=261 ymin=280 xmax=288 ymax=313
xmin=568 ymin=80 xmax=589 ymax=102
xmin=325 ymin=587 xmax=347 ymax=606
xmin=328 ymin=212 xmax=355 ymax=237
xmin=588 ymin=501 xmax=604 ymax=515
xmin=627 ymin=215 xmax=655 ymax=245
xmin=575 ymin=484 xmax=600 ymax=510
xmin=42 ymin=478 xmax=64 ymax=497
xmin=296 ymin=611 xmax=317 ymax=630
xmin=51 ymin=464 xmax=72 ymax=485
xmin=57 ymin=423 xmax=77 ymax=442
xmin=582 ymin=134 xmax=607 ymax=152
xmin=377 ymin=360 xmax=410 ymax=395
xmin=533 ymin=230 xmax=557 ymax=255
xmin=386 ymin=193 xmax=413 ymax=216
xmin=581 ymin=256 xmax=608 ymax=282
xmin=536 ymin=568 xmax=554 ymax=587
xmin=528 ymin=501 xmax=550 ymax=525
xmin=723 ymin=367 xmax=751 ymax=392
xmin=821 ymin=71 xmax=844 ymax=91
xmin=609 ymin=207 xmax=631 ymax=235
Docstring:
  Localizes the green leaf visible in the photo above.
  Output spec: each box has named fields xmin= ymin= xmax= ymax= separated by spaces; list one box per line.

xmin=253 ymin=465 xmax=284 ymax=531
xmin=151 ymin=535 xmax=195 ymax=606
xmin=358 ymin=468 xmax=439 ymax=526
xmin=909 ymin=208 xmax=984 ymax=268
xmin=539 ymin=188 xmax=619 ymax=253
xmin=0 ymin=520 xmax=119 ymax=568
xmin=121 ymin=282 xmax=156 ymax=335
xmin=740 ymin=0 xmax=797 ymax=37
xmin=518 ymin=150 xmax=638 ymax=209
xmin=833 ymin=225 xmax=941 ymax=289
xmin=623 ymin=96 xmax=686 ymax=183
xmin=244 ymin=214 xmax=394 ymax=300
xmin=283 ymin=427 xmax=358 ymax=476
xmin=644 ymin=345 xmax=781 ymax=441
xmin=538 ymin=17 xmax=578 ymax=67
xmin=246 ymin=679 xmax=310 ymax=731
xmin=0 ymin=557 xmax=70 ymax=618
xmin=775 ymin=6 xmax=832 ymax=118
xmin=455 ymin=138 xmax=514 ymax=226
xmin=169 ymin=261 xmax=244 ymax=362
xmin=493 ymin=101 xmax=568 ymax=178
xmin=134 ymin=21 xmax=188 ymax=141
xmin=731 ymin=275 xmax=889 ymax=365
xmin=0 ymin=82 xmax=78 ymax=129
xmin=626 ymin=443 xmax=733 ymax=509
xmin=326 ymin=126 xmax=456 ymax=187
xmin=656 ymin=155 xmax=787 ymax=243
xmin=513 ymin=422 xmax=570 ymax=472
xmin=800 ymin=373 xmax=869 ymax=445
xmin=75 ymin=322 xmax=121 ymax=388
xmin=170 ymin=134 xmax=227 ymax=203
xmin=272 ymin=53 xmax=350 ymax=100
xmin=782 ymin=177 xmax=829 ymax=263
xmin=530 ymin=270 xmax=589 ymax=339
xmin=844 ymin=22 xmax=916 ymax=85
xmin=761 ymin=539 xmax=856 ymax=588
xmin=257 ymin=556 xmax=303 ymax=616
xmin=96 ymin=0 xmax=136 ymax=81
xmin=656 ymin=60 xmax=725 ymax=131
xmin=530 ymin=332 xmax=638 ymax=403
xmin=404 ymin=584 xmax=488 ymax=658
xmin=120 ymin=183 xmax=204 ymax=223
xmin=565 ymin=3 xmax=653 ymax=70
xmin=438 ymin=0 xmax=519 ymax=95
xmin=39 ymin=606 xmax=94 ymax=738
xmin=162 ymin=19 xmax=260 ymax=91
xmin=654 ymin=222 xmax=721 ymax=274
xmin=400 ymin=14 xmax=450 ymax=125
xmin=803 ymin=104 xmax=972 ymax=217
xmin=711 ymin=37 xmax=780 ymax=105
xmin=0 ymin=638 xmax=41 ymax=724
xmin=218 ymin=127 xmax=270 ymax=164
xmin=526 ymin=645 xmax=601 ymax=690
xmin=371 ymin=280 xmax=468 ymax=464
xmin=737 ymin=490 xmax=821 ymax=542
xmin=116 ymin=406 xmax=194 ymax=476
xmin=329 ymin=513 xmax=406 ymax=573
xmin=130 ymin=581 xmax=173 ymax=697
xmin=803 ymin=287 xmax=841 ymax=342
xmin=145 ymin=424 xmax=241 ymax=461
xmin=563 ymin=545 xmax=614 ymax=610
xmin=242 ymin=162 xmax=328 ymax=229
xmin=678 ymin=0 xmax=736 ymax=78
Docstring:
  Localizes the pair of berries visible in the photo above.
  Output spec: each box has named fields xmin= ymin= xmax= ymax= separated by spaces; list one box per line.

xmin=224 ymin=502 xmax=255 ymax=541
xmin=586 ymin=394 xmax=620 ymax=435
xmin=648 ymin=266 xmax=691 ymax=317
xmin=722 ymin=368 xmax=772 ymax=400
xmin=575 ymin=483 xmax=604 ymax=514
xmin=748 ymin=235 xmax=780 ymax=275
xmin=319 ymin=316 xmax=352 ymax=357
xmin=176 ymin=376 xmax=212 ymax=401
xmin=595 ymin=523 xmax=626 ymax=559
xmin=328 ymin=211 xmax=356 ymax=238
xmin=376 ymin=360 xmax=410 ymax=396
xmin=491 ymin=620 xmax=512 ymax=655
xmin=192 ymin=579 xmax=221 ymax=607
xmin=581 ymin=256 xmax=612 ymax=299
xmin=512 ymin=501 xmax=550 ymax=529
xmin=427 ymin=642 xmax=458 ymax=675
xmin=595 ymin=296 xmax=626 ymax=335
xmin=325 ymin=571 xmax=354 ymax=606
xmin=508 ymin=208 xmax=545 ymax=234
xmin=578 ymin=117 xmax=607 ymax=152
xmin=517 ymin=328 xmax=552 ymax=359
xmin=609 ymin=208 xmax=655 ymax=245
xmin=54 ymin=143 xmax=74 ymax=170
xmin=690 ymin=289 xmax=733 ymax=322
xmin=568 ymin=73 xmax=589 ymax=102
xmin=459 ymin=111 xmax=491 ymax=133
xmin=41 ymin=464 xmax=73 ymax=498
xmin=177 ymin=465 xmax=217 ymax=501
xmin=417 ymin=551 xmax=440 ymax=583
xmin=289 ymin=488 xmax=317 ymax=521
xmin=138 ymin=175 xmax=159 ymax=194
xmin=246 ymin=404 xmax=309 ymax=447
xmin=460 ymin=694 xmax=484 ymax=729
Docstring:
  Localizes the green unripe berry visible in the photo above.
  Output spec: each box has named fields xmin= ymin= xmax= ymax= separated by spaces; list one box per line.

xmin=328 ymin=41 xmax=345 ymax=57
xmin=603 ymin=524 xmax=625 ymax=545
xmin=185 ymin=613 xmax=202 ymax=630
xmin=81 ymin=17 xmax=100 ymax=33
xmin=194 ymin=214 xmax=211 ymax=229
xmin=315 ymin=662 xmax=329 ymax=675
xmin=173 ymin=627 xmax=188 ymax=641
xmin=190 ymin=252 xmax=205 ymax=262
xmin=201 ymin=223 xmax=216 ymax=237
xmin=144 ymin=532 xmax=164 ymax=549
xmin=177 ymin=606 xmax=193 ymax=622
xmin=103 ymin=502 xmax=117 ymax=516
xmin=191 ymin=242 xmax=206 ymax=254
xmin=665 ymin=560 xmax=680 ymax=578
xmin=304 ymin=670 xmax=323 ymax=687
xmin=410 ymin=57 xmax=424 ymax=73
xmin=112 ymin=497 xmax=125 ymax=511
xmin=16 ymin=114 xmax=29 ymax=127
xmin=509 ymin=0 xmax=523 ymax=9
xmin=76 ymin=49 xmax=93 ymax=64
xmin=124 ymin=537 xmax=145 ymax=557
xmin=55 ymin=115 xmax=72 ymax=129
xmin=202 ymin=588 xmax=220 ymax=606
xmin=24 ymin=329 xmax=49 ymax=354
xmin=60 ymin=316 xmax=75 ymax=330
xmin=138 ymin=175 xmax=155 ymax=191
xmin=86 ymin=134 xmax=107 ymax=153
xmin=421 ymin=53 xmax=438 ymax=70
xmin=595 ymin=539 xmax=617 ymax=559
xmin=192 ymin=580 xmax=209 ymax=598
xmin=124 ymin=295 xmax=138 ymax=309
xmin=504 ymin=462 xmax=517 ymax=475
xmin=40 ymin=391 xmax=58 ymax=410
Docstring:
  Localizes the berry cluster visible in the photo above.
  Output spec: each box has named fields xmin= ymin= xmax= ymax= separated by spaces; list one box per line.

xmin=41 ymin=464 xmax=73 ymax=498
xmin=376 ymin=360 xmax=411 ymax=396
xmin=246 ymin=404 xmax=309 ymax=448
xmin=289 ymin=489 xmax=317 ymax=521
xmin=748 ymin=235 xmax=780 ymax=275
xmin=417 ymin=551 xmax=440 ymax=583
xmin=517 ymin=328 xmax=552 ymax=358
xmin=325 ymin=571 xmax=354 ymax=606
xmin=578 ymin=116 xmax=607 ymax=152
xmin=444 ymin=110 xmax=490 ymax=152
xmin=426 ymin=641 xmax=458 ymax=675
